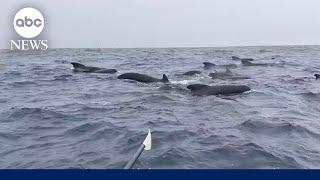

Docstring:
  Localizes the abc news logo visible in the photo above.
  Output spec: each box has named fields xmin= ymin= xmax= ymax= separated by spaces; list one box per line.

xmin=10 ymin=7 xmax=48 ymax=50
xmin=16 ymin=16 xmax=43 ymax=28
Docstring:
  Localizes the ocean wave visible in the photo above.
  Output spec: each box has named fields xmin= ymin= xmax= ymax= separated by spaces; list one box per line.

xmin=0 ymin=132 xmax=21 ymax=141
xmin=197 ymin=142 xmax=301 ymax=168
xmin=138 ymin=94 xmax=176 ymax=103
xmin=239 ymin=120 xmax=320 ymax=139
xmin=150 ymin=147 xmax=196 ymax=168
xmin=53 ymin=74 xmax=73 ymax=81
xmin=64 ymin=122 xmax=103 ymax=137
xmin=299 ymin=92 xmax=320 ymax=98
xmin=3 ymin=107 xmax=68 ymax=122
xmin=9 ymin=81 xmax=37 ymax=87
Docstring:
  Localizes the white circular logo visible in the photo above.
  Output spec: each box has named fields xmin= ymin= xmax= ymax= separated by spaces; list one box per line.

xmin=13 ymin=7 xmax=44 ymax=38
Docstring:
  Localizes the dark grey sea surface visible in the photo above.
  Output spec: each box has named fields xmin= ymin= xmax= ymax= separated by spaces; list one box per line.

xmin=0 ymin=46 xmax=319 ymax=168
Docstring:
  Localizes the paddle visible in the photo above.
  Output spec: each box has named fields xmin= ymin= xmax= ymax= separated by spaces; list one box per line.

xmin=124 ymin=129 xmax=152 ymax=169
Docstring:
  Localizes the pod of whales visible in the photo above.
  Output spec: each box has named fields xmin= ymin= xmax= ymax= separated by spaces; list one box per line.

xmin=187 ymin=84 xmax=250 ymax=96
xmin=71 ymin=62 xmax=117 ymax=74
xmin=118 ymin=73 xmax=169 ymax=83
xmin=315 ymin=74 xmax=320 ymax=79
xmin=69 ymin=55 xmax=292 ymax=97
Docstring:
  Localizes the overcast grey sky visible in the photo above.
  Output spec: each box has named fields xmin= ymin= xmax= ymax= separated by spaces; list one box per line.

xmin=1 ymin=0 xmax=319 ymax=48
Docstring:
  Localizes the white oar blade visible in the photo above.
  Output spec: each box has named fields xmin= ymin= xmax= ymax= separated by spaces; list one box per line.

xmin=143 ymin=129 xmax=152 ymax=150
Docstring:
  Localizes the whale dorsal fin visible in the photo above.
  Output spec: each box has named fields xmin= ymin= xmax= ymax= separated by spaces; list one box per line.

xmin=203 ymin=62 xmax=215 ymax=67
xmin=71 ymin=62 xmax=86 ymax=68
xmin=162 ymin=74 xmax=169 ymax=82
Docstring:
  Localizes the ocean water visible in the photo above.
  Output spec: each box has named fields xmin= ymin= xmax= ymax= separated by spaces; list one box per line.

xmin=0 ymin=46 xmax=319 ymax=169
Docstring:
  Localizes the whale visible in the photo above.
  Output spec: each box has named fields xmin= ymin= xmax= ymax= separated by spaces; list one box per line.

xmin=203 ymin=62 xmax=237 ymax=69
xmin=183 ymin=70 xmax=202 ymax=76
xmin=315 ymin=74 xmax=320 ymax=79
xmin=71 ymin=62 xmax=117 ymax=74
xmin=231 ymin=56 xmax=240 ymax=60
xmin=118 ymin=73 xmax=169 ymax=83
xmin=203 ymin=62 xmax=216 ymax=69
xmin=187 ymin=84 xmax=250 ymax=96
xmin=227 ymin=76 xmax=251 ymax=80
xmin=241 ymin=59 xmax=269 ymax=66
xmin=232 ymin=56 xmax=254 ymax=61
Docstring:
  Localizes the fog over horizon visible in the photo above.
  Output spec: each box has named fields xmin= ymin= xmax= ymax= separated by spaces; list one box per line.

xmin=0 ymin=0 xmax=320 ymax=48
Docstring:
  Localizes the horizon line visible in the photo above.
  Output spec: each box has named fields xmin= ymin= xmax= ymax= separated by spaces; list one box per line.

xmin=0 ymin=44 xmax=319 ymax=50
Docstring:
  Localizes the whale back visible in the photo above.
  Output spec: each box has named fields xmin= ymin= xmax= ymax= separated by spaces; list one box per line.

xmin=315 ymin=74 xmax=320 ymax=79
xmin=210 ymin=85 xmax=250 ymax=95
xmin=188 ymin=84 xmax=250 ymax=96
xmin=71 ymin=62 xmax=116 ymax=73
xmin=118 ymin=73 xmax=168 ymax=83
xmin=242 ymin=58 xmax=254 ymax=61
xmin=95 ymin=69 xmax=117 ymax=74
xmin=187 ymin=84 xmax=210 ymax=91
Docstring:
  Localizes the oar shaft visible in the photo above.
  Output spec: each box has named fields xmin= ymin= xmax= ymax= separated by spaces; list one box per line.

xmin=124 ymin=144 xmax=145 ymax=169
